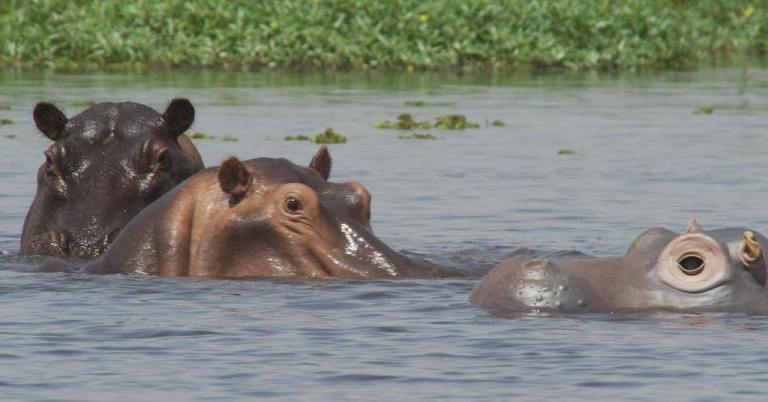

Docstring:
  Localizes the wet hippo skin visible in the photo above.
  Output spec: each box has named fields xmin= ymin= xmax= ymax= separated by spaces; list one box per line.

xmin=470 ymin=220 xmax=768 ymax=313
xmin=21 ymin=99 xmax=204 ymax=259
xmin=77 ymin=147 xmax=448 ymax=279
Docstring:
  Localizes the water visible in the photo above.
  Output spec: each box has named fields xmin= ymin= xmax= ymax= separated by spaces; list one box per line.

xmin=1 ymin=65 xmax=768 ymax=400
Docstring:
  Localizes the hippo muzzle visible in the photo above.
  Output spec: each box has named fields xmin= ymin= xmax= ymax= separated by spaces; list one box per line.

xmin=469 ymin=257 xmax=598 ymax=312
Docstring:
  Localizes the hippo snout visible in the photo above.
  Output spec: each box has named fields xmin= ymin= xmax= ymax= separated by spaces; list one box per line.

xmin=46 ymin=227 xmax=121 ymax=259
xmin=470 ymin=257 xmax=594 ymax=312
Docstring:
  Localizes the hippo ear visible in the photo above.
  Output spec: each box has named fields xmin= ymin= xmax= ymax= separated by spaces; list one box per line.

xmin=163 ymin=98 xmax=195 ymax=137
xmin=33 ymin=102 xmax=68 ymax=141
xmin=308 ymin=145 xmax=332 ymax=180
xmin=218 ymin=156 xmax=253 ymax=200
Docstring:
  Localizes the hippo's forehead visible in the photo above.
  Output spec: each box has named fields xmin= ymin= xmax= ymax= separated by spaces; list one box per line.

xmin=627 ymin=226 xmax=768 ymax=257
xmin=66 ymin=102 xmax=165 ymax=143
xmin=246 ymin=158 xmax=326 ymax=188
xmin=243 ymin=158 xmax=366 ymax=208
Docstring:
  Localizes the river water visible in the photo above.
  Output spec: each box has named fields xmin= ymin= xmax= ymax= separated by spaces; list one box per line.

xmin=1 ymin=66 xmax=768 ymax=400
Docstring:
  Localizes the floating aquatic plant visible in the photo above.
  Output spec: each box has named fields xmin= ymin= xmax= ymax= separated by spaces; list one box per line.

xmin=284 ymin=134 xmax=312 ymax=141
xmin=694 ymin=106 xmax=714 ymax=115
xmin=70 ymin=100 xmax=96 ymax=108
xmin=398 ymin=133 xmax=437 ymax=140
xmin=376 ymin=113 xmax=432 ymax=130
xmin=558 ymin=149 xmax=575 ymax=155
xmin=434 ymin=114 xmax=479 ymax=129
xmin=404 ymin=100 xmax=425 ymax=107
xmin=189 ymin=131 xmax=216 ymax=140
xmin=221 ymin=135 xmax=239 ymax=142
xmin=0 ymin=118 xmax=13 ymax=125
xmin=491 ymin=120 xmax=507 ymax=127
xmin=313 ymin=128 xmax=347 ymax=144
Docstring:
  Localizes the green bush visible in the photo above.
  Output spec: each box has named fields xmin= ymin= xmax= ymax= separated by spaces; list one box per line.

xmin=1 ymin=0 xmax=766 ymax=70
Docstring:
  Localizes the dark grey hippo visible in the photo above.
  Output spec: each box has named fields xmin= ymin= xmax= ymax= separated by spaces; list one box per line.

xmin=53 ymin=147 xmax=449 ymax=279
xmin=21 ymin=99 xmax=204 ymax=259
xmin=470 ymin=220 xmax=768 ymax=313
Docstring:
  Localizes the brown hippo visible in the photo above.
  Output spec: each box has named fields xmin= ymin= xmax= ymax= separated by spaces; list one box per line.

xmin=470 ymin=219 xmax=768 ymax=313
xmin=70 ymin=147 xmax=445 ymax=278
xmin=21 ymin=99 xmax=204 ymax=259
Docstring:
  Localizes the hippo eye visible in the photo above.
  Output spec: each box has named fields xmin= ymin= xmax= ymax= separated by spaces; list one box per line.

xmin=157 ymin=149 xmax=171 ymax=171
xmin=285 ymin=197 xmax=302 ymax=213
xmin=678 ymin=254 xmax=705 ymax=275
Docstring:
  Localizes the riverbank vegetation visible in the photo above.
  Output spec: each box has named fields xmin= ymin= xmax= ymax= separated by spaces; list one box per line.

xmin=1 ymin=1 xmax=765 ymax=71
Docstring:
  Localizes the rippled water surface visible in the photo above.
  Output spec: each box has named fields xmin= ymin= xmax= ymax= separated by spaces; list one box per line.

xmin=2 ymin=66 xmax=768 ymax=400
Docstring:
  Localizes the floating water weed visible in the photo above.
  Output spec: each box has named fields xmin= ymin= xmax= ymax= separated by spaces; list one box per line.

xmin=189 ymin=132 xmax=216 ymax=140
xmin=434 ymin=115 xmax=479 ymax=129
xmin=314 ymin=129 xmax=347 ymax=144
xmin=398 ymin=133 xmax=437 ymax=140
xmin=376 ymin=114 xmax=432 ymax=129
xmin=284 ymin=135 xmax=312 ymax=141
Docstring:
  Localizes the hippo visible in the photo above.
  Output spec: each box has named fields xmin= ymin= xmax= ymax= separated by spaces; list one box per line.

xmin=60 ymin=147 xmax=446 ymax=278
xmin=21 ymin=99 xmax=205 ymax=259
xmin=470 ymin=219 xmax=768 ymax=313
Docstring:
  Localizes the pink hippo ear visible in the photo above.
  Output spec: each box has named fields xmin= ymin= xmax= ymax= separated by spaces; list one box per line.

xmin=218 ymin=156 xmax=253 ymax=200
xmin=33 ymin=102 xmax=68 ymax=141
xmin=162 ymin=98 xmax=195 ymax=137
xmin=308 ymin=145 xmax=332 ymax=180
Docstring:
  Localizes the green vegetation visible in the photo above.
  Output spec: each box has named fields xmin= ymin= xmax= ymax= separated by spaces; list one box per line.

xmin=434 ymin=114 xmax=479 ymax=129
xmin=313 ymin=128 xmax=347 ymax=144
xmin=694 ymin=106 xmax=715 ymax=115
xmin=221 ymin=135 xmax=239 ymax=142
xmin=404 ymin=101 xmax=425 ymax=107
xmin=376 ymin=113 xmax=432 ymax=129
xmin=558 ymin=148 xmax=575 ymax=155
xmin=491 ymin=119 xmax=507 ymax=127
xmin=0 ymin=104 xmax=11 ymax=111
xmin=285 ymin=134 xmax=312 ymax=141
xmin=0 ymin=118 xmax=13 ymax=125
xmin=286 ymin=129 xmax=347 ymax=144
xmin=398 ymin=133 xmax=438 ymax=140
xmin=189 ymin=131 xmax=216 ymax=140
xmin=1 ymin=1 xmax=766 ymax=71
xmin=70 ymin=100 xmax=96 ymax=108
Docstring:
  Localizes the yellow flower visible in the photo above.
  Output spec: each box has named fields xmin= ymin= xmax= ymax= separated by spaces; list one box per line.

xmin=743 ymin=5 xmax=754 ymax=18
xmin=419 ymin=14 xmax=429 ymax=23
xmin=270 ymin=20 xmax=280 ymax=30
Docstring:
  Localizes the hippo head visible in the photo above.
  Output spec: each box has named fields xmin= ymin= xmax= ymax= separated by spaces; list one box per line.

xmin=470 ymin=219 xmax=768 ymax=313
xmin=191 ymin=148 xmax=434 ymax=278
xmin=20 ymin=99 xmax=203 ymax=259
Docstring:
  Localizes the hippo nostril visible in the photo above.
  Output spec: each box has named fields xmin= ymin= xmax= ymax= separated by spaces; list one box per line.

xmin=678 ymin=254 xmax=705 ymax=275
xmin=48 ymin=230 xmax=69 ymax=256
xmin=103 ymin=228 xmax=121 ymax=247
xmin=523 ymin=259 xmax=548 ymax=269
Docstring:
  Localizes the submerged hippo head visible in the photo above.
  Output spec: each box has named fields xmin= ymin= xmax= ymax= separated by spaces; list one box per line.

xmin=470 ymin=220 xmax=768 ymax=313
xmin=21 ymin=99 xmax=204 ymax=259
xmin=84 ymin=147 xmax=442 ymax=278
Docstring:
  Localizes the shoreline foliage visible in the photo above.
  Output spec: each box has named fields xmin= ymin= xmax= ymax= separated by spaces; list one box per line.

xmin=0 ymin=1 xmax=766 ymax=71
